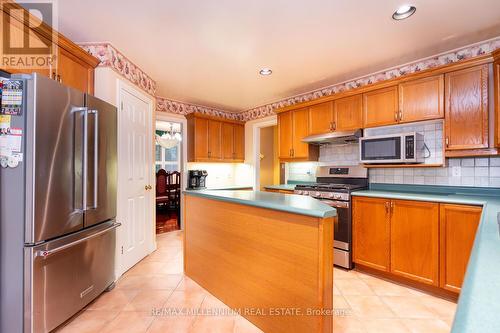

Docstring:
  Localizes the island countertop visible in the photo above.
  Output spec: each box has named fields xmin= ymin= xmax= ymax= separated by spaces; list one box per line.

xmin=351 ymin=184 xmax=500 ymax=333
xmin=184 ymin=190 xmax=336 ymax=218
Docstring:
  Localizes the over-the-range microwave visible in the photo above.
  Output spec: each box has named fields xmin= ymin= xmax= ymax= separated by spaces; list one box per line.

xmin=359 ymin=132 xmax=424 ymax=164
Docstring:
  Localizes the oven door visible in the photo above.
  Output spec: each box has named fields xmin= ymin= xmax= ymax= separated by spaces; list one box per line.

xmin=319 ymin=199 xmax=352 ymax=268
xmin=360 ymin=136 xmax=403 ymax=163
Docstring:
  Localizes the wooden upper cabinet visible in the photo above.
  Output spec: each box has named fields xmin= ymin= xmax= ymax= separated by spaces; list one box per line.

xmin=1 ymin=3 xmax=98 ymax=94
xmin=353 ymin=197 xmax=390 ymax=272
xmin=221 ymin=122 xmax=235 ymax=160
xmin=363 ymin=86 xmax=399 ymax=128
xmin=278 ymin=109 xmax=318 ymax=161
xmin=399 ymin=75 xmax=444 ymax=123
xmin=445 ymin=65 xmax=489 ymax=150
xmin=187 ymin=113 xmax=244 ymax=162
xmin=1 ymin=10 xmax=53 ymax=78
xmin=309 ymin=102 xmax=334 ymax=135
xmin=494 ymin=59 xmax=500 ymax=147
xmin=278 ymin=111 xmax=293 ymax=159
xmin=334 ymin=95 xmax=363 ymax=131
xmin=439 ymin=204 xmax=481 ymax=293
xmin=291 ymin=108 xmax=310 ymax=158
xmin=208 ymin=120 xmax=222 ymax=160
xmin=193 ymin=117 xmax=209 ymax=160
xmin=390 ymin=200 xmax=439 ymax=286
xmin=57 ymin=47 xmax=95 ymax=94
xmin=233 ymin=124 xmax=245 ymax=161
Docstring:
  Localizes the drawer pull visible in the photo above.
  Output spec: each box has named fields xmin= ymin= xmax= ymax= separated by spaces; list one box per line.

xmin=35 ymin=223 xmax=120 ymax=259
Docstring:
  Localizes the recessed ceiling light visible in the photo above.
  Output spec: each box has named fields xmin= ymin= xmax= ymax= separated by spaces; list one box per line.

xmin=259 ymin=68 xmax=272 ymax=76
xmin=392 ymin=5 xmax=416 ymax=20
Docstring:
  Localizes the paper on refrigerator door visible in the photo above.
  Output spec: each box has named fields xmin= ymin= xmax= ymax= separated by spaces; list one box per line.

xmin=0 ymin=127 xmax=22 ymax=157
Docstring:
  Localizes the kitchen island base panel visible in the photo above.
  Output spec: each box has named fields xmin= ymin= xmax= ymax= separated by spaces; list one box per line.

xmin=184 ymin=194 xmax=334 ymax=333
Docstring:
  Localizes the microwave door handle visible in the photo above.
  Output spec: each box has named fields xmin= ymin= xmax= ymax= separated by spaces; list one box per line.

xmin=88 ymin=110 xmax=99 ymax=209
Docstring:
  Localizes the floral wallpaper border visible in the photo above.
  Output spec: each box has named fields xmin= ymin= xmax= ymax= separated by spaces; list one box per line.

xmin=156 ymin=97 xmax=242 ymax=121
xmin=79 ymin=42 xmax=157 ymax=96
xmin=238 ymin=36 xmax=500 ymax=121
xmin=80 ymin=37 xmax=500 ymax=122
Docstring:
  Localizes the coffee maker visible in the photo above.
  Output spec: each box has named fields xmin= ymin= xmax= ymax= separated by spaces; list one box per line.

xmin=188 ymin=170 xmax=208 ymax=189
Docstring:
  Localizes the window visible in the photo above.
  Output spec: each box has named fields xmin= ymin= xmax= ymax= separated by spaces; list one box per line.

xmin=155 ymin=129 xmax=181 ymax=173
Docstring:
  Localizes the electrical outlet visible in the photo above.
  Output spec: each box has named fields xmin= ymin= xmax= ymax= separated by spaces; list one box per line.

xmin=452 ymin=166 xmax=461 ymax=177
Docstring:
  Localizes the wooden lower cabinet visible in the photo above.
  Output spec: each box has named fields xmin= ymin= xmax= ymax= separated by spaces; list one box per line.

xmin=390 ymin=200 xmax=439 ymax=286
xmin=352 ymin=197 xmax=390 ymax=271
xmin=439 ymin=204 xmax=482 ymax=293
xmin=352 ymin=196 xmax=481 ymax=294
xmin=264 ymin=188 xmax=294 ymax=194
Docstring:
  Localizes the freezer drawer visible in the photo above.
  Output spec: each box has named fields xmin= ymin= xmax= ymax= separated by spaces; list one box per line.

xmin=24 ymin=221 xmax=119 ymax=333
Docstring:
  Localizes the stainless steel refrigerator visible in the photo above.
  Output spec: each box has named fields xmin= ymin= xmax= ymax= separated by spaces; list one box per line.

xmin=0 ymin=73 xmax=119 ymax=333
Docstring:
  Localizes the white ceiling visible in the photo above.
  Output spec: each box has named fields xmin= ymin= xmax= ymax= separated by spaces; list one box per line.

xmin=55 ymin=0 xmax=500 ymax=112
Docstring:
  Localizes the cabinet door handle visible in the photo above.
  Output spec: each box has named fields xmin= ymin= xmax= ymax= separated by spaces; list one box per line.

xmin=390 ymin=201 xmax=394 ymax=215
xmin=329 ymin=122 xmax=333 ymax=131
xmin=385 ymin=201 xmax=390 ymax=215
xmin=291 ymin=149 xmax=294 ymax=157
xmin=395 ymin=111 xmax=399 ymax=122
xmin=445 ymin=137 xmax=449 ymax=148
xmin=332 ymin=121 xmax=337 ymax=131
xmin=57 ymin=74 xmax=62 ymax=83
xmin=398 ymin=110 xmax=403 ymax=122
xmin=52 ymin=72 xmax=56 ymax=80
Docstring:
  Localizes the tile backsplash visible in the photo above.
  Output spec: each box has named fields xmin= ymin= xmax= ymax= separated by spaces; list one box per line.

xmin=369 ymin=157 xmax=500 ymax=187
xmin=287 ymin=118 xmax=500 ymax=188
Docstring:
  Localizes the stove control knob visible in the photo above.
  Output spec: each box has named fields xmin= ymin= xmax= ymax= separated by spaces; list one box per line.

xmin=314 ymin=191 xmax=321 ymax=197
xmin=334 ymin=194 xmax=341 ymax=200
xmin=296 ymin=190 xmax=303 ymax=195
xmin=327 ymin=193 xmax=335 ymax=199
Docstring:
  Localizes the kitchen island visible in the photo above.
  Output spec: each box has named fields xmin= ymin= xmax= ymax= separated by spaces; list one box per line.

xmin=183 ymin=190 xmax=336 ymax=333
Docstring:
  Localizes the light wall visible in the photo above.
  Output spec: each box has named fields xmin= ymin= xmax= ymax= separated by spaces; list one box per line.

xmin=187 ymin=163 xmax=253 ymax=188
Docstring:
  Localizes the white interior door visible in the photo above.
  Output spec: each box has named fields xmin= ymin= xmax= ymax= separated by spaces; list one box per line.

xmin=116 ymin=83 xmax=154 ymax=275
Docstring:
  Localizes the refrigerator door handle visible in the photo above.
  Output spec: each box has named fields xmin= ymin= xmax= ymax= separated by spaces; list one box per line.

xmin=81 ymin=107 xmax=89 ymax=212
xmin=34 ymin=223 xmax=120 ymax=259
xmin=88 ymin=109 xmax=99 ymax=209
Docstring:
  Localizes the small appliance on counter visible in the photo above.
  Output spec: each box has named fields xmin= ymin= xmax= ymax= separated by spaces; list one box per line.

xmin=188 ymin=170 xmax=208 ymax=189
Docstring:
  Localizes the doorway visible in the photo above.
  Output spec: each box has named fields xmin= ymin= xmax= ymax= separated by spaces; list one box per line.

xmin=259 ymin=126 xmax=279 ymax=190
xmin=155 ymin=121 xmax=182 ymax=234
xmin=116 ymin=81 xmax=154 ymax=276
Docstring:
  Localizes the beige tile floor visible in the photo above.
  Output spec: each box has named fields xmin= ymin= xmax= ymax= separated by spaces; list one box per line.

xmin=56 ymin=231 xmax=456 ymax=333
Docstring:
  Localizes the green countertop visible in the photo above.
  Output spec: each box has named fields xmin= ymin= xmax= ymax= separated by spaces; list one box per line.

xmin=206 ymin=185 xmax=254 ymax=190
xmin=352 ymin=184 xmax=500 ymax=333
xmin=184 ymin=190 xmax=336 ymax=218
xmin=263 ymin=184 xmax=296 ymax=191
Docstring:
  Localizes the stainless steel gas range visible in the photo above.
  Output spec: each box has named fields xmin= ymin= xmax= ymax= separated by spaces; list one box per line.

xmin=294 ymin=165 xmax=368 ymax=269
